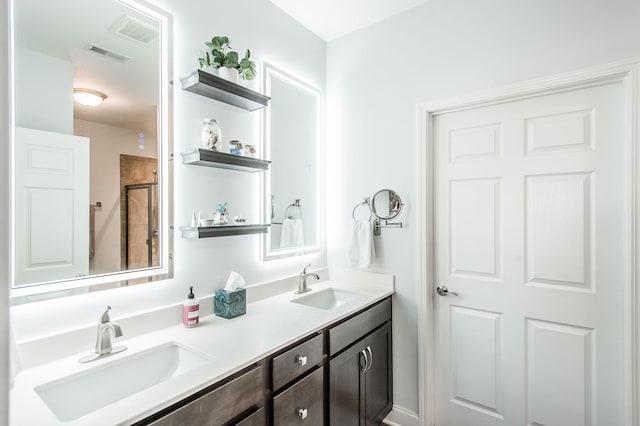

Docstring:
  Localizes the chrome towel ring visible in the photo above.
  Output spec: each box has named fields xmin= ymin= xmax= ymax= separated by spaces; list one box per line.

xmin=285 ymin=199 xmax=303 ymax=219
xmin=352 ymin=197 xmax=373 ymax=221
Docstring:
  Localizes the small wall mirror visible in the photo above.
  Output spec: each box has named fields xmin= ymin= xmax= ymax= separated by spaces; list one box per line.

xmin=10 ymin=0 xmax=172 ymax=301
xmin=371 ymin=189 xmax=403 ymax=220
xmin=262 ymin=63 xmax=320 ymax=259
xmin=352 ymin=189 xmax=404 ymax=236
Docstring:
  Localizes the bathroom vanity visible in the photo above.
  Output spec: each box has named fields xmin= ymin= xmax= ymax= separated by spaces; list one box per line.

xmin=10 ymin=271 xmax=394 ymax=425
xmin=136 ymin=297 xmax=392 ymax=425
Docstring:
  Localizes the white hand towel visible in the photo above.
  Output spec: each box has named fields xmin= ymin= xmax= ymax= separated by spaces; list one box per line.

xmin=280 ymin=218 xmax=304 ymax=248
xmin=9 ymin=323 xmax=22 ymax=389
xmin=348 ymin=219 xmax=375 ymax=268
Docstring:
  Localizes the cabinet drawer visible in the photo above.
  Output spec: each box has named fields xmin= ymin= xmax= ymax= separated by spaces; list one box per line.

xmin=149 ymin=363 xmax=265 ymax=426
xmin=235 ymin=407 xmax=265 ymax=426
xmin=273 ymin=366 xmax=324 ymax=426
xmin=329 ymin=298 xmax=391 ymax=356
xmin=272 ymin=333 xmax=323 ymax=391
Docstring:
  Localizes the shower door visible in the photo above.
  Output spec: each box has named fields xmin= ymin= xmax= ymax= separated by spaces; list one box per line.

xmin=124 ymin=182 xmax=158 ymax=271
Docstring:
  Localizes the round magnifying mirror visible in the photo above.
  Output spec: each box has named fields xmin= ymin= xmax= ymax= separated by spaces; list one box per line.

xmin=371 ymin=189 xmax=403 ymax=220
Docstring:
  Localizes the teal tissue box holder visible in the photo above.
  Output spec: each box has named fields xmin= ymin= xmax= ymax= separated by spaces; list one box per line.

xmin=214 ymin=288 xmax=246 ymax=319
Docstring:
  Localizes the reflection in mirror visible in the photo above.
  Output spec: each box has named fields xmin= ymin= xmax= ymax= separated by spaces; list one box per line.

xmin=262 ymin=64 xmax=320 ymax=259
xmin=10 ymin=0 xmax=172 ymax=300
xmin=371 ymin=189 xmax=403 ymax=220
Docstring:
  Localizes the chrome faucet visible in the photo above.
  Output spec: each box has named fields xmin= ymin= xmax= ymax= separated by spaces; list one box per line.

xmin=79 ymin=306 xmax=127 ymax=363
xmin=295 ymin=264 xmax=319 ymax=294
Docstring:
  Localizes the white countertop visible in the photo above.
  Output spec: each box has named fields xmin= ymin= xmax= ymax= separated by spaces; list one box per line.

xmin=10 ymin=273 xmax=394 ymax=426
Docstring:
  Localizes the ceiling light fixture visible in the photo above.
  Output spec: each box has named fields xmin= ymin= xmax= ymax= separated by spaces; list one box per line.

xmin=73 ymin=88 xmax=107 ymax=107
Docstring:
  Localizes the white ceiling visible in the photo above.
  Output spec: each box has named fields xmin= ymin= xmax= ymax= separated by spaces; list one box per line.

xmin=14 ymin=0 xmax=428 ymax=135
xmin=269 ymin=0 xmax=430 ymax=41
xmin=15 ymin=0 xmax=159 ymax=134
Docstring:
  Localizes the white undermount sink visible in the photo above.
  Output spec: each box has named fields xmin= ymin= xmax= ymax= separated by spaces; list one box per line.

xmin=35 ymin=342 xmax=214 ymax=422
xmin=291 ymin=287 xmax=363 ymax=310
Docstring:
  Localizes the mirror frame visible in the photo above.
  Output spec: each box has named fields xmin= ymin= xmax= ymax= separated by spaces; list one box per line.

xmin=8 ymin=0 xmax=173 ymax=302
xmin=261 ymin=62 xmax=322 ymax=260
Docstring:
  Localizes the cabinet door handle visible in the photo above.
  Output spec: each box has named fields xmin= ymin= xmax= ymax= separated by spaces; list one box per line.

xmin=295 ymin=355 xmax=308 ymax=366
xmin=365 ymin=346 xmax=373 ymax=372
xmin=359 ymin=349 xmax=369 ymax=374
xmin=297 ymin=408 xmax=308 ymax=419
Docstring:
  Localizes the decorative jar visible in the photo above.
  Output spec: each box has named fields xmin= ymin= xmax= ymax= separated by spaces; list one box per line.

xmin=242 ymin=144 xmax=257 ymax=157
xmin=201 ymin=118 xmax=221 ymax=150
xmin=229 ymin=140 xmax=243 ymax=155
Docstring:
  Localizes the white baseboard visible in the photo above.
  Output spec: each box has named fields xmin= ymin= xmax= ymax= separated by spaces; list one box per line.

xmin=383 ymin=405 xmax=420 ymax=426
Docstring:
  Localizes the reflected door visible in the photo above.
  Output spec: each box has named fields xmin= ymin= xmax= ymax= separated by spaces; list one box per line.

xmin=125 ymin=183 xmax=158 ymax=270
xmin=119 ymin=154 xmax=159 ymax=278
xmin=14 ymin=127 xmax=90 ymax=285
xmin=434 ymin=81 xmax=627 ymax=425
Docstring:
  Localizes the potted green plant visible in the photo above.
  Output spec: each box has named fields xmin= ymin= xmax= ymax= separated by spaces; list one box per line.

xmin=197 ymin=36 xmax=257 ymax=83
xmin=237 ymin=50 xmax=257 ymax=81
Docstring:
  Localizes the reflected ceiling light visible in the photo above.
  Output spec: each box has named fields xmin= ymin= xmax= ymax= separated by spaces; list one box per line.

xmin=73 ymin=88 xmax=107 ymax=107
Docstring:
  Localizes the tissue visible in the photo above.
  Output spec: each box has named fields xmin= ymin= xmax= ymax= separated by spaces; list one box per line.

xmin=224 ymin=271 xmax=245 ymax=291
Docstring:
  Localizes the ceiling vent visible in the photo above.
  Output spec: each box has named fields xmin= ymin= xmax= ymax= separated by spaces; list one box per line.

xmin=85 ymin=44 xmax=131 ymax=63
xmin=110 ymin=14 xmax=158 ymax=45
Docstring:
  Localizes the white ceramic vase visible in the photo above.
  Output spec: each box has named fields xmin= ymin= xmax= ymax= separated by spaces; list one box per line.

xmin=218 ymin=66 xmax=239 ymax=84
xmin=201 ymin=65 xmax=218 ymax=75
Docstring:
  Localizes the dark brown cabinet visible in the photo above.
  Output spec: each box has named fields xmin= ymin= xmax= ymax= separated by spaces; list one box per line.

xmin=328 ymin=300 xmax=393 ymax=425
xmin=136 ymin=297 xmax=392 ymax=426
xmin=236 ymin=408 xmax=266 ymax=426
xmin=328 ymin=342 xmax=363 ymax=424
xmin=136 ymin=362 xmax=267 ymax=426
xmin=273 ymin=366 xmax=324 ymax=425
xmin=363 ymin=323 xmax=392 ymax=424
xmin=270 ymin=333 xmax=324 ymax=424
xmin=271 ymin=333 xmax=323 ymax=392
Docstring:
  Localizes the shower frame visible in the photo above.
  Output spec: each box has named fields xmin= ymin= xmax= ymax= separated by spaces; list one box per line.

xmin=123 ymin=182 xmax=158 ymax=270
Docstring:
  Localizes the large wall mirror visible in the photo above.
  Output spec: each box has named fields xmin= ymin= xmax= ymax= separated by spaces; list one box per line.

xmin=10 ymin=0 xmax=172 ymax=301
xmin=262 ymin=64 xmax=321 ymax=260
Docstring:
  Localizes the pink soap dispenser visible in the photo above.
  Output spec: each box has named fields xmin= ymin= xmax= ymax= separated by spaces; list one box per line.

xmin=183 ymin=286 xmax=200 ymax=328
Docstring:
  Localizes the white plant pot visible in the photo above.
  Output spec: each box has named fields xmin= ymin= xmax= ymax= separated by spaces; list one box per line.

xmin=201 ymin=65 xmax=218 ymax=76
xmin=218 ymin=66 xmax=239 ymax=84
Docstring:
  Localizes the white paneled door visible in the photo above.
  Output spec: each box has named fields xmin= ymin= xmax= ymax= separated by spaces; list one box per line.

xmin=14 ymin=127 xmax=90 ymax=286
xmin=433 ymin=81 xmax=627 ymax=425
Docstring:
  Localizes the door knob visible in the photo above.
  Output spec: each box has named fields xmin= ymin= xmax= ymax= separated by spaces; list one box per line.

xmin=436 ymin=286 xmax=458 ymax=296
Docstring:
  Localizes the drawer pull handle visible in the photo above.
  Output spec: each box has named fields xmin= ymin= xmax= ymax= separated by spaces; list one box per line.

xmin=366 ymin=346 xmax=373 ymax=372
xmin=297 ymin=408 xmax=308 ymax=419
xmin=295 ymin=355 xmax=308 ymax=366
xmin=359 ymin=349 xmax=369 ymax=374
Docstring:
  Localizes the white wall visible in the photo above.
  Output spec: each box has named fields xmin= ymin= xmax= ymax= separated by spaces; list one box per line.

xmin=14 ymin=47 xmax=73 ymax=135
xmin=74 ymin=119 xmax=158 ymax=275
xmin=9 ymin=0 xmax=326 ymax=342
xmin=326 ymin=0 xmax=640 ymax=416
